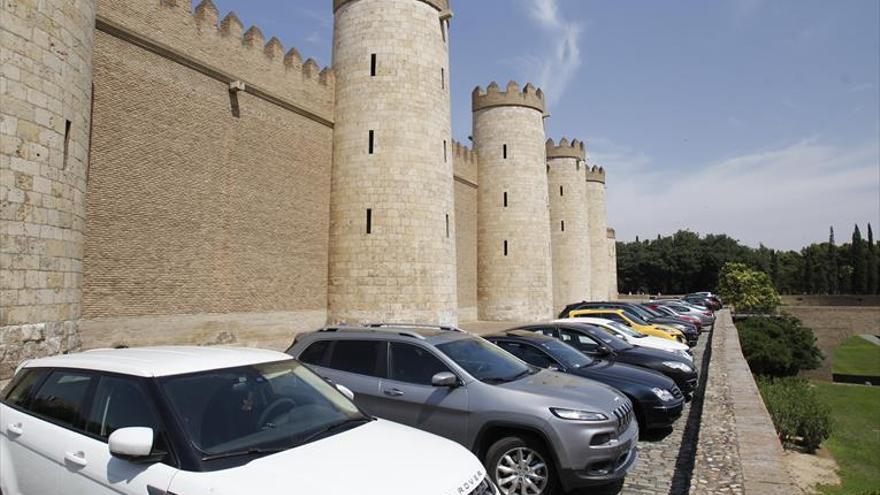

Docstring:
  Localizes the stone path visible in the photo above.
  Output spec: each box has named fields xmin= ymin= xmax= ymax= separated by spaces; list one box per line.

xmin=621 ymin=330 xmax=710 ymax=495
xmin=859 ymin=334 xmax=880 ymax=346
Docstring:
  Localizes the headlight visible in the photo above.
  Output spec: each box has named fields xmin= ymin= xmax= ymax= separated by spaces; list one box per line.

xmin=651 ymin=387 xmax=675 ymax=402
xmin=550 ymin=407 xmax=608 ymax=421
xmin=663 ymin=361 xmax=693 ymax=372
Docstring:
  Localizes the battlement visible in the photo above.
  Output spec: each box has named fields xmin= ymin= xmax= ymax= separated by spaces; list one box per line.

xmin=453 ymin=140 xmax=478 ymax=185
xmin=472 ymin=81 xmax=547 ymax=115
xmin=586 ymin=165 xmax=606 ymax=184
xmin=334 ymin=0 xmax=450 ymax=14
xmin=607 ymin=227 xmax=616 ymax=239
xmin=546 ymin=138 xmax=585 ymax=161
xmin=95 ymin=0 xmax=335 ymax=123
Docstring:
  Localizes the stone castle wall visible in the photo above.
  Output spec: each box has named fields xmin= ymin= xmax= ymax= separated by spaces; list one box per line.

xmin=328 ymin=0 xmax=458 ymax=325
xmin=547 ymin=140 xmax=591 ymax=311
xmin=79 ymin=0 xmax=334 ymax=350
xmin=1 ymin=0 xmax=96 ymax=378
xmin=474 ymin=83 xmax=553 ymax=321
xmin=607 ymin=227 xmax=618 ymax=299
xmin=454 ymin=141 xmax=478 ymax=321
xmin=587 ymin=168 xmax=609 ymax=300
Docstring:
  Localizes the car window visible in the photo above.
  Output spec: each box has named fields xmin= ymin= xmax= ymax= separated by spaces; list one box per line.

xmin=495 ymin=341 xmax=556 ymax=369
xmin=326 ymin=340 xmax=385 ymax=377
xmin=559 ymin=329 xmax=601 ymax=352
xmin=437 ymin=337 xmax=531 ymax=383
xmin=85 ymin=376 xmax=163 ymax=442
xmin=388 ymin=343 xmax=451 ymax=385
xmin=2 ymin=368 xmax=47 ymax=408
xmin=298 ymin=340 xmax=331 ymax=366
xmin=28 ymin=370 xmax=94 ymax=431
xmin=530 ymin=327 xmax=556 ymax=337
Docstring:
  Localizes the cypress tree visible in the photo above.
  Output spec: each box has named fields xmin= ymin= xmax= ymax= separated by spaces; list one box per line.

xmin=868 ymin=223 xmax=879 ymax=294
xmin=852 ymin=224 xmax=867 ymax=294
xmin=827 ymin=227 xmax=839 ymax=294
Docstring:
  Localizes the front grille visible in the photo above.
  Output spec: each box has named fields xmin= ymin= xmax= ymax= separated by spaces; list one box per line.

xmin=611 ymin=399 xmax=634 ymax=433
xmin=671 ymin=386 xmax=683 ymax=399
xmin=468 ymin=477 xmax=496 ymax=495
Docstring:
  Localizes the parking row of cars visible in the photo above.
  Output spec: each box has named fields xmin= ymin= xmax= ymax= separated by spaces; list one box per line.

xmin=0 ymin=296 xmax=718 ymax=495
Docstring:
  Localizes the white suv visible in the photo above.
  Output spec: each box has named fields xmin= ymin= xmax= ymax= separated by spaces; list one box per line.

xmin=0 ymin=346 xmax=496 ymax=495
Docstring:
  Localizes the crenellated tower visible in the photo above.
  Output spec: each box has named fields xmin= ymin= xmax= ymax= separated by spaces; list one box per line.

xmin=547 ymin=138 xmax=591 ymax=311
xmin=607 ymin=227 xmax=619 ymax=300
xmin=0 ymin=0 xmax=96 ymax=376
xmin=328 ymin=0 xmax=458 ymax=324
xmin=586 ymin=165 xmax=609 ymax=300
xmin=473 ymin=81 xmax=553 ymax=320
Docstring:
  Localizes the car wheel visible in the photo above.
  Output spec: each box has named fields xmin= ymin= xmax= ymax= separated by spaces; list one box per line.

xmin=486 ymin=435 xmax=556 ymax=495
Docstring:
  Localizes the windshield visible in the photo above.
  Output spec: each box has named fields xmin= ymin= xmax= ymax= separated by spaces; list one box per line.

xmin=606 ymin=320 xmax=646 ymax=338
xmin=437 ymin=337 xmax=531 ymax=382
xmin=161 ymin=359 xmax=365 ymax=458
xmin=622 ymin=311 xmax=650 ymax=325
xmin=637 ymin=305 xmax=663 ymax=318
xmin=537 ymin=339 xmax=594 ymax=368
xmin=587 ymin=330 xmax=633 ymax=351
xmin=626 ymin=305 xmax=656 ymax=320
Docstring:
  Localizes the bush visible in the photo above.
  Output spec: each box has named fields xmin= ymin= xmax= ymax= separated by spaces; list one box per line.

xmin=738 ymin=315 xmax=823 ymax=377
xmin=757 ymin=377 xmax=832 ymax=452
xmin=717 ymin=262 xmax=781 ymax=313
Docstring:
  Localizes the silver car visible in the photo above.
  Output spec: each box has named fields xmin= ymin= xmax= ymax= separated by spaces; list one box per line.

xmin=288 ymin=325 xmax=639 ymax=495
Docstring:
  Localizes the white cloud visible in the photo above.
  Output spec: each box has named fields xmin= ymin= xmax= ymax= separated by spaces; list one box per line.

xmin=599 ymin=138 xmax=880 ymax=250
xmin=520 ymin=0 xmax=583 ymax=106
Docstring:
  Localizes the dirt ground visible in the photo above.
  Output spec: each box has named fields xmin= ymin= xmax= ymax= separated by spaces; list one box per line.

xmin=783 ymin=447 xmax=841 ymax=494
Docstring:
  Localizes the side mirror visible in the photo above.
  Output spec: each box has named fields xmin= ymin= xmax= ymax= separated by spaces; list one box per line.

xmin=431 ymin=371 xmax=458 ymax=387
xmin=597 ymin=345 xmax=612 ymax=355
xmin=336 ymin=383 xmax=355 ymax=401
xmin=547 ymin=365 xmax=561 ymax=372
xmin=108 ymin=427 xmax=155 ymax=461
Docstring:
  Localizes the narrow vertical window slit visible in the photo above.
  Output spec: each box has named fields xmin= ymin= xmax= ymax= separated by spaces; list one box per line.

xmin=62 ymin=119 xmax=72 ymax=170
xmin=370 ymin=53 xmax=377 ymax=76
xmin=366 ymin=209 xmax=372 ymax=234
xmin=368 ymin=130 xmax=374 ymax=154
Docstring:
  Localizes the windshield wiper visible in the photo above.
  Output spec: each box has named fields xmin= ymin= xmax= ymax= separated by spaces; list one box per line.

xmin=201 ymin=446 xmax=286 ymax=461
xmin=297 ymin=417 xmax=371 ymax=446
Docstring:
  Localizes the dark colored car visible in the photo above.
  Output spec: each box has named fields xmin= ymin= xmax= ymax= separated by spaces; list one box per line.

xmin=685 ymin=293 xmax=722 ymax=311
xmin=513 ymin=322 xmax=700 ymax=397
xmin=486 ymin=330 xmax=685 ymax=432
xmin=643 ymin=304 xmax=703 ymax=332
xmin=559 ymin=302 xmax=699 ymax=347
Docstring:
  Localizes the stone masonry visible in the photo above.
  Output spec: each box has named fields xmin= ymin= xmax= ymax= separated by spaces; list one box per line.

xmin=547 ymin=138 xmax=591 ymax=312
xmin=328 ymin=0 xmax=458 ymax=325
xmin=473 ymin=82 xmax=554 ymax=321
xmin=1 ymin=0 xmax=96 ymax=378
xmin=587 ymin=165 xmax=610 ymax=300
xmin=607 ymin=227 xmax=618 ymax=300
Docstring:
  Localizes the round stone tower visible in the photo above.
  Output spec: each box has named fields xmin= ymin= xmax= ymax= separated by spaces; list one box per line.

xmin=586 ymin=165 xmax=609 ymax=300
xmin=328 ymin=0 xmax=457 ymax=324
xmin=607 ymin=227 xmax=619 ymax=300
xmin=0 ymin=0 xmax=96 ymax=378
xmin=473 ymin=81 xmax=553 ymax=321
xmin=547 ymin=138 xmax=591 ymax=311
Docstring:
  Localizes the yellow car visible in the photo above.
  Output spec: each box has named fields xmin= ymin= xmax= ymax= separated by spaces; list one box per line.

xmin=567 ymin=308 xmax=687 ymax=344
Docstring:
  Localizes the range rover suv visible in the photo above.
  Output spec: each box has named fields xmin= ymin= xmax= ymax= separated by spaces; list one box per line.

xmin=288 ymin=325 xmax=639 ymax=494
xmin=0 ymin=346 xmax=496 ymax=495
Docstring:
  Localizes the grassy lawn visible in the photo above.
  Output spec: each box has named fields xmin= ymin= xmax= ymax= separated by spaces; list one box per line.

xmin=814 ymin=382 xmax=880 ymax=494
xmin=833 ymin=336 xmax=880 ymax=376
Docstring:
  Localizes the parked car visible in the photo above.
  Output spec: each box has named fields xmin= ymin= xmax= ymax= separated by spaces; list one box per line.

xmin=531 ymin=322 xmax=699 ymax=396
xmin=0 ymin=346 xmax=497 ymax=495
xmin=288 ymin=325 xmax=639 ymax=494
xmin=553 ymin=317 xmax=692 ymax=359
xmin=641 ymin=303 xmax=703 ymax=332
xmin=560 ymin=302 xmax=698 ymax=346
xmin=652 ymin=300 xmax=715 ymax=327
xmin=485 ymin=330 xmax=685 ymax=431
xmin=566 ymin=308 xmax=687 ymax=344
xmin=685 ymin=293 xmax=722 ymax=310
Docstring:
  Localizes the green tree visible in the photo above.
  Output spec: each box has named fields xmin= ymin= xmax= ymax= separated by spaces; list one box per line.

xmin=852 ymin=224 xmax=868 ymax=294
xmin=716 ymin=262 xmax=782 ymax=312
xmin=867 ymin=223 xmax=878 ymax=295
xmin=827 ymin=226 xmax=839 ymax=294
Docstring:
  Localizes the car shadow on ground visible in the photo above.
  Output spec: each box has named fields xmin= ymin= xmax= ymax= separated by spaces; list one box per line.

xmin=639 ymin=426 xmax=674 ymax=442
xmin=565 ymin=479 xmax=625 ymax=495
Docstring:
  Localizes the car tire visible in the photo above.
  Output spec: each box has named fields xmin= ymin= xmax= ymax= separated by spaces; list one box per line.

xmin=485 ymin=435 xmax=556 ymax=495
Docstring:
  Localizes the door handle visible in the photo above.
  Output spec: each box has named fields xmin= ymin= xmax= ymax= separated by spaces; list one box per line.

xmin=383 ymin=388 xmax=404 ymax=397
xmin=7 ymin=422 xmax=23 ymax=436
xmin=64 ymin=450 xmax=88 ymax=468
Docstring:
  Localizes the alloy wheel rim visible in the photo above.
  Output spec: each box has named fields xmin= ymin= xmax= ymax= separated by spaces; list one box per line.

xmin=495 ymin=447 xmax=549 ymax=495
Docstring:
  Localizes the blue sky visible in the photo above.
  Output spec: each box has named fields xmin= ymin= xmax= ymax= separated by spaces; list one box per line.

xmin=208 ymin=0 xmax=879 ymax=250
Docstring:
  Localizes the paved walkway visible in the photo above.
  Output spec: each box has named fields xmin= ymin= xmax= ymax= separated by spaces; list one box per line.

xmin=859 ymin=334 xmax=880 ymax=345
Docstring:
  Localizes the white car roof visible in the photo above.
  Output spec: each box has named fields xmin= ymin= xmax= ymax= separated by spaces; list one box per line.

xmin=551 ymin=317 xmax=615 ymax=326
xmin=20 ymin=346 xmax=291 ymax=378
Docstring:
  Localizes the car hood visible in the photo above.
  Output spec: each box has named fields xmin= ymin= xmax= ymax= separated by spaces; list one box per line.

xmin=650 ymin=317 xmax=696 ymax=331
xmin=496 ymin=369 xmax=624 ymax=412
xmin=624 ymin=345 xmax=693 ymax=364
xmin=167 ymin=419 xmax=487 ymax=495
xmin=633 ymin=335 xmax=689 ymax=352
xmin=572 ymin=360 xmax=675 ymax=392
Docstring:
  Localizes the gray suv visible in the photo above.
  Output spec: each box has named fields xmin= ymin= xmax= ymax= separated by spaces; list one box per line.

xmin=287 ymin=325 xmax=638 ymax=494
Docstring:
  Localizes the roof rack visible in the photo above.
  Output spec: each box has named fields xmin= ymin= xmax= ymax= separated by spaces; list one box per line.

xmin=315 ymin=325 xmax=430 ymax=340
xmin=362 ymin=323 xmax=467 ymax=333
